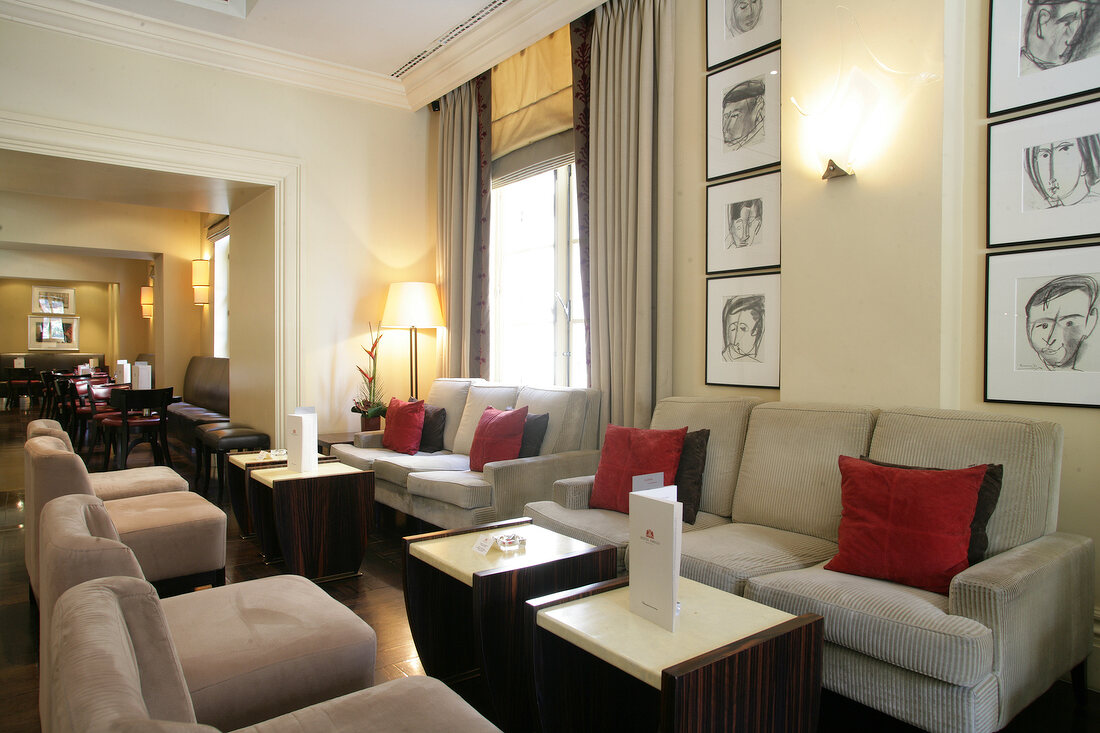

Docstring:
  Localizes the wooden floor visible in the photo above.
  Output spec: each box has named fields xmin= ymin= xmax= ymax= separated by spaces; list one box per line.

xmin=1 ymin=407 xmax=1096 ymax=732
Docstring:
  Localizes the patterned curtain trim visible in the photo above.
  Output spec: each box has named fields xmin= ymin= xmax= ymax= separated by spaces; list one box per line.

xmin=472 ymin=71 xmax=492 ymax=379
xmin=571 ymin=13 xmax=594 ymax=385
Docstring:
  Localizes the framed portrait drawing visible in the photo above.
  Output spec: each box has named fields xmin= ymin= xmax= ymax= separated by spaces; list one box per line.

xmin=706 ymin=0 xmax=781 ymax=70
xmin=986 ymin=244 xmax=1100 ymax=407
xmin=706 ymin=171 xmax=780 ymax=273
xmin=988 ymin=98 xmax=1100 ymax=247
xmin=28 ymin=315 xmax=80 ymax=351
xmin=706 ymin=273 xmax=780 ymax=388
xmin=988 ymin=0 xmax=1100 ymax=116
xmin=707 ymin=50 xmax=781 ymax=180
xmin=31 ymin=285 xmax=76 ymax=315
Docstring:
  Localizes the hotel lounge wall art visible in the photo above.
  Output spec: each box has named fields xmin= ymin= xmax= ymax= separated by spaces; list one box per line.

xmin=706 ymin=49 xmax=781 ymax=180
xmin=706 ymin=272 xmax=780 ymax=388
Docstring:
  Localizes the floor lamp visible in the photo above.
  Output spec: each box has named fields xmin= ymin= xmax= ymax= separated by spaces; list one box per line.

xmin=381 ymin=282 xmax=445 ymax=400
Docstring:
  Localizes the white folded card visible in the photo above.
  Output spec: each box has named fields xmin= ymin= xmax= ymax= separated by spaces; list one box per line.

xmin=13 ymin=357 xmax=24 ymax=368
xmin=286 ymin=407 xmax=318 ymax=473
xmin=628 ymin=485 xmax=683 ymax=632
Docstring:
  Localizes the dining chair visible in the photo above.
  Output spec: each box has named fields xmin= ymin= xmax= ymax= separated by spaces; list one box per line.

xmin=102 ymin=387 xmax=175 ymax=470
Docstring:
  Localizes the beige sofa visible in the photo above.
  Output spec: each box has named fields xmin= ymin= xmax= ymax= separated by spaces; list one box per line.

xmin=524 ymin=399 xmax=1094 ymax=733
xmin=333 ymin=378 xmax=602 ymax=528
xmin=46 ymin=575 xmax=502 ymax=733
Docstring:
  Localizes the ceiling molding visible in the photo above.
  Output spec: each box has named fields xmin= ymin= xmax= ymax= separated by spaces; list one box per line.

xmin=0 ymin=0 xmax=409 ymax=109
xmin=402 ymin=0 xmax=604 ymax=111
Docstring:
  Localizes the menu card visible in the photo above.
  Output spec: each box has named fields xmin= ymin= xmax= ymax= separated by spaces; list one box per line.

xmin=286 ymin=407 xmax=318 ymax=473
xmin=628 ymin=484 xmax=683 ymax=632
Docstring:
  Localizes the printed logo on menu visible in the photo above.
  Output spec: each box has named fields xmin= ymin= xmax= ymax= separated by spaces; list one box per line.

xmin=642 ymin=528 xmax=659 ymax=545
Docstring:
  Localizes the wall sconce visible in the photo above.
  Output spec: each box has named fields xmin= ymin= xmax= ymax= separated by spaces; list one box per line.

xmin=192 ymin=259 xmax=210 ymax=305
xmin=140 ymin=286 xmax=154 ymax=318
xmin=381 ymin=282 xmax=445 ymax=400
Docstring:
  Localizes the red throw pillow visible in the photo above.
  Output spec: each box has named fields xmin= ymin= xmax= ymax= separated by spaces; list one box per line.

xmin=469 ymin=406 xmax=529 ymax=471
xmin=825 ymin=455 xmax=989 ymax=594
xmin=589 ymin=425 xmax=688 ymax=514
xmin=382 ymin=397 xmax=425 ymax=455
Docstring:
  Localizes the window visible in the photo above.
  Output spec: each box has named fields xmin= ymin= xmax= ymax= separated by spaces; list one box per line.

xmin=489 ymin=163 xmax=586 ymax=386
xmin=212 ymin=235 xmax=229 ymax=358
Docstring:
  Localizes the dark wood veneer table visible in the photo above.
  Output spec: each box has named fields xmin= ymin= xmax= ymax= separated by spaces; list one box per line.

xmin=226 ymin=451 xmax=338 ymax=543
xmin=403 ymin=518 xmax=617 ymax=733
xmin=527 ymin=577 xmax=823 ymax=733
xmin=248 ymin=462 xmax=374 ymax=582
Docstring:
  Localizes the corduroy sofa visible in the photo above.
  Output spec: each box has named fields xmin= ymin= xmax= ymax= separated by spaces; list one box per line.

xmin=332 ymin=378 xmax=602 ymax=529
xmin=524 ymin=398 xmax=1094 ymax=733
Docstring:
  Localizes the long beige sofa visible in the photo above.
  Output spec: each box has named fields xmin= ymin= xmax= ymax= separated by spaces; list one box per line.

xmin=524 ymin=398 xmax=1094 ymax=733
xmin=333 ymin=378 xmax=602 ymax=528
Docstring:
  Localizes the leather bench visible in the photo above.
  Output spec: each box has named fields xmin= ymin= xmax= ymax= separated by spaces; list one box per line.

xmin=168 ymin=356 xmax=231 ymax=443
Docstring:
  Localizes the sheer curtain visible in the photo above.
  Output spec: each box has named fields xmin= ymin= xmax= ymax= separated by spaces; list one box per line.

xmin=436 ymin=72 xmax=492 ymax=378
xmin=586 ymin=0 xmax=675 ymax=428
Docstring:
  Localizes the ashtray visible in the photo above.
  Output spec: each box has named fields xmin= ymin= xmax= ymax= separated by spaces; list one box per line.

xmin=494 ymin=533 xmax=526 ymax=551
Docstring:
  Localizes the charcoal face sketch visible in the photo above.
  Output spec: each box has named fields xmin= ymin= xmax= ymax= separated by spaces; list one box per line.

xmin=722 ymin=78 xmax=765 ymax=152
xmin=721 ymin=294 xmax=764 ymax=362
xmin=726 ymin=0 xmax=763 ymax=37
xmin=1023 ymin=133 xmax=1100 ymax=208
xmin=725 ymin=198 xmax=763 ymax=248
xmin=1023 ymin=274 xmax=1098 ymax=370
xmin=1020 ymin=0 xmax=1100 ymax=74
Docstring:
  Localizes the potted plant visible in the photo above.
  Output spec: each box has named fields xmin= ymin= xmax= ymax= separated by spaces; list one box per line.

xmin=352 ymin=324 xmax=386 ymax=431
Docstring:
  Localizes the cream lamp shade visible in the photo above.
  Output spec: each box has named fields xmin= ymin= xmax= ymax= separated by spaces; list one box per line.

xmin=380 ymin=282 xmax=444 ymax=400
xmin=380 ymin=282 xmax=445 ymax=329
xmin=192 ymin=259 xmax=210 ymax=305
xmin=140 ymin=286 xmax=154 ymax=318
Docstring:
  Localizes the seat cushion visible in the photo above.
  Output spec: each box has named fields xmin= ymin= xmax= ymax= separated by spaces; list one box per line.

xmin=104 ymin=492 xmax=226 ymax=582
xmin=406 ymin=471 xmax=492 ymax=510
xmin=161 ymin=574 xmax=376 ymax=731
xmin=199 ymin=427 xmax=270 ymax=451
xmin=515 ymin=385 xmax=591 ymax=454
xmin=679 ymin=522 xmax=839 ymax=596
xmin=330 ymin=443 xmax=410 ymax=471
xmin=423 ymin=378 xmax=480 ymax=452
xmin=373 ymin=453 xmax=471 ymax=488
xmin=88 ymin=466 xmax=189 ymax=501
xmin=745 ymin=563 xmax=994 ymax=687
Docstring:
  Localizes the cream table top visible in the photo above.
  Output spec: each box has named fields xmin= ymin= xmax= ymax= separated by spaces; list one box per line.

xmin=251 ymin=461 xmax=365 ymax=487
xmin=228 ymin=451 xmax=327 ymax=468
xmin=536 ymin=577 xmax=795 ymax=689
xmin=408 ymin=522 xmax=597 ymax=587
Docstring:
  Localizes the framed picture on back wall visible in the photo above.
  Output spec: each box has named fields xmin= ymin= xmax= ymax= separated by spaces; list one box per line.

xmin=706 ymin=50 xmax=781 ymax=180
xmin=705 ymin=273 xmax=780 ymax=388
xmin=706 ymin=0 xmax=781 ymax=69
xmin=706 ymin=171 xmax=781 ymax=273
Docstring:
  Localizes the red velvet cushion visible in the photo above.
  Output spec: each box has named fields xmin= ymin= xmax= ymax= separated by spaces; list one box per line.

xmin=381 ymin=398 xmax=425 ymax=455
xmin=589 ymin=425 xmax=688 ymax=514
xmin=469 ymin=406 xmax=529 ymax=472
xmin=825 ymin=456 xmax=990 ymax=594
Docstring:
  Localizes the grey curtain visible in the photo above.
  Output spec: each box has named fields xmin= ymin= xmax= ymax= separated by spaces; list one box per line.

xmin=436 ymin=73 xmax=492 ymax=378
xmin=587 ymin=0 xmax=675 ymax=428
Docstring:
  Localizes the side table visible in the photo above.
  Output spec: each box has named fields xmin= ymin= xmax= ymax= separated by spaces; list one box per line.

xmin=249 ymin=462 xmax=374 ymax=581
xmin=528 ymin=577 xmax=823 ymax=733
xmin=317 ymin=431 xmax=359 ymax=455
xmin=404 ymin=519 xmax=617 ymax=732
xmin=226 ymin=451 xmax=336 ymax=543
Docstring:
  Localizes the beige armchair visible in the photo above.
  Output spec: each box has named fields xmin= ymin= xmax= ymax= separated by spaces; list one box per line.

xmin=45 ymin=573 xmax=502 ymax=732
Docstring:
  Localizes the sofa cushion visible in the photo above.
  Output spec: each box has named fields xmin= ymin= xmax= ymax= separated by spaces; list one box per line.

xmin=330 ymin=443 xmax=412 ymax=471
xmin=825 ymin=456 xmax=989 ymax=594
xmin=649 ymin=396 xmax=760 ymax=518
xmin=590 ymin=425 xmax=687 ymax=513
xmin=745 ymin=563 xmax=994 ymax=687
xmin=407 ymin=471 xmax=493 ymax=510
xmin=675 ymin=429 xmax=710 ymax=524
xmin=419 ymin=404 xmax=447 ymax=452
xmin=731 ymin=402 xmax=878 ymax=542
xmin=452 ymin=385 xmax=520 ymax=455
xmin=515 ymin=385 xmax=591 ymax=454
xmin=867 ymin=407 xmax=1063 ymax=558
xmin=373 ymin=453 xmax=472 ymax=488
xmin=161 ymin=574 xmax=376 ymax=731
xmin=423 ymin=378 xmax=480 ymax=452
xmin=469 ymin=406 xmax=528 ymax=471
xmin=382 ymin=398 xmax=425 ymax=455
xmin=519 ymin=412 xmax=550 ymax=458
xmin=88 ymin=466 xmax=189 ymax=501
xmin=679 ymin=522 xmax=839 ymax=596
xmin=104 ymin=492 xmax=226 ymax=582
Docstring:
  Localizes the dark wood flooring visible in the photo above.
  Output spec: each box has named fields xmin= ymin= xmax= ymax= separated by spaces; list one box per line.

xmin=0 ymin=407 xmax=1095 ymax=732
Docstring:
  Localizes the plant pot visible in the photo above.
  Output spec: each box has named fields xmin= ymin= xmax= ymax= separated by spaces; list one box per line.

xmin=360 ymin=414 xmax=381 ymax=432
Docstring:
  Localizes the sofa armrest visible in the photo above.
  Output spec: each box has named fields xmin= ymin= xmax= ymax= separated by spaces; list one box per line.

xmin=553 ymin=475 xmax=595 ymax=509
xmin=352 ymin=430 xmax=384 ymax=449
xmin=483 ymin=450 xmax=601 ymax=520
xmin=948 ymin=532 xmax=1094 ymax=723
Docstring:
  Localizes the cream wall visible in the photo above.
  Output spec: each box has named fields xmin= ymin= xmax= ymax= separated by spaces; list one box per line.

xmin=0 ymin=18 xmax=436 ymax=436
xmin=672 ymin=0 xmax=1098 ymax=681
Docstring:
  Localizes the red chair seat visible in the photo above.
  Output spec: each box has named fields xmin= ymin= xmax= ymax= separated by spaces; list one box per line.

xmin=101 ymin=414 xmax=160 ymax=428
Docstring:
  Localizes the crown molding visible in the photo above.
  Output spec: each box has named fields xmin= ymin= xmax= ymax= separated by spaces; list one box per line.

xmin=0 ymin=0 xmax=409 ymax=109
xmin=402 ymin=0 xmax=604 ymax=111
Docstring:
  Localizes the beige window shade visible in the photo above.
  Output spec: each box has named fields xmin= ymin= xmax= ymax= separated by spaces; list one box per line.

xmin=491 ymin=25 xmax=573 ymax=160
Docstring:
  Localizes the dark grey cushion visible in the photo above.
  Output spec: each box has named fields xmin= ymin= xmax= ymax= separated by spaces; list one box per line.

xmin=675 ymin=429 xmax=710 ymax=524
xmin=419 ymin=405 xmax=447 ymax=453
xmin=519 ymin=413 xmax=550 ymax=458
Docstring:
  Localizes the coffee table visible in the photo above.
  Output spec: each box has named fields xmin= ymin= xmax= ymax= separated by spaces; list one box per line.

xmin=404 ymin=518 xmax=617 ymax=732
xmin=226 ymin=451 xmax=337 ymax=542
xmin=528 ymin=576 xmax=823 ymax=732
xmin=249 ymin=462 xmax=374 ymax=581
